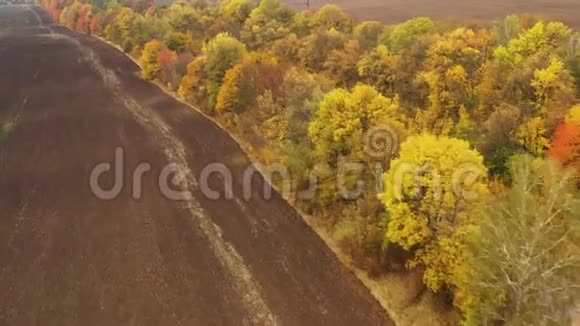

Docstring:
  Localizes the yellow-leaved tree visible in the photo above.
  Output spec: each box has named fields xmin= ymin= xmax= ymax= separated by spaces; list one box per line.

xmin=308 ymin=84 xmax=402 ymax=205
xmin=178 ymin=56 xmax=210 ymax=111
xmin=516 ymin=116 xmax=550 ymax=156
xmin=379 ymin=134 xmax=488 ymax=309
xmin=203 ymin=33 xmax=248 ymax=109
xmin=414 ymin=28 xmax=493 ymax=135
xmin=566 ymin=104 xmax=580 ymax=124
xmin=308 ymin=84 xmax=400 ymax=166
xmin=357 ymin=44 xmax=402 ymax=97
xmin=531 ymin=56 xmax=575 ymax=114
xmin=139 ymin=39 xmax=165 ymax=80
xmin=103 ymin=7 xmax=139 ymax=50
xmin=216 ymin=53 xmax=284 ymax=119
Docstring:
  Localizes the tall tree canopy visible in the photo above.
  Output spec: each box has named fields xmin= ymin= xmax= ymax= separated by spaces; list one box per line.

xmin=380 ymin=134 xmax=488 ymax=306
xmin=308 ymin=84 xmax=400 ymax=165
xmin=203 ymin=33 xmax=248 ymax=108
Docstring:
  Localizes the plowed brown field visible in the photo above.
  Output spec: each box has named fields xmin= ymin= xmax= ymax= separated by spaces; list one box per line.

xmin=287 ymin=0 xmax=580 ymax=28
xmin=0 ymin=5 xmax=393 ymax=325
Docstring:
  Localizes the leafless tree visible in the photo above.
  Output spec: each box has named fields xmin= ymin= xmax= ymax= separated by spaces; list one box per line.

xmin=468 ymin=156 xmax=580 ymax=325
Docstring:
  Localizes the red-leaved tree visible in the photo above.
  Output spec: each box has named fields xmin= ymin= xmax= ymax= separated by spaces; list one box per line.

xmin=156 ymin=48 xmax=178 ymax=89
xmin=89 ymin=13 xmax=102 ymax=36
xmin=548 ymin=122 xmax=580 ymax=174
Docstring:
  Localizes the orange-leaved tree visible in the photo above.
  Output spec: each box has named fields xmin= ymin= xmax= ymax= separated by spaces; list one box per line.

xmin=548 ymin=122 xmax=580 ymax=170
xmin=139 ymin=39 xmax=166 ymax=80
xmin=548 ymin=105 xmax=580 ymax=171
